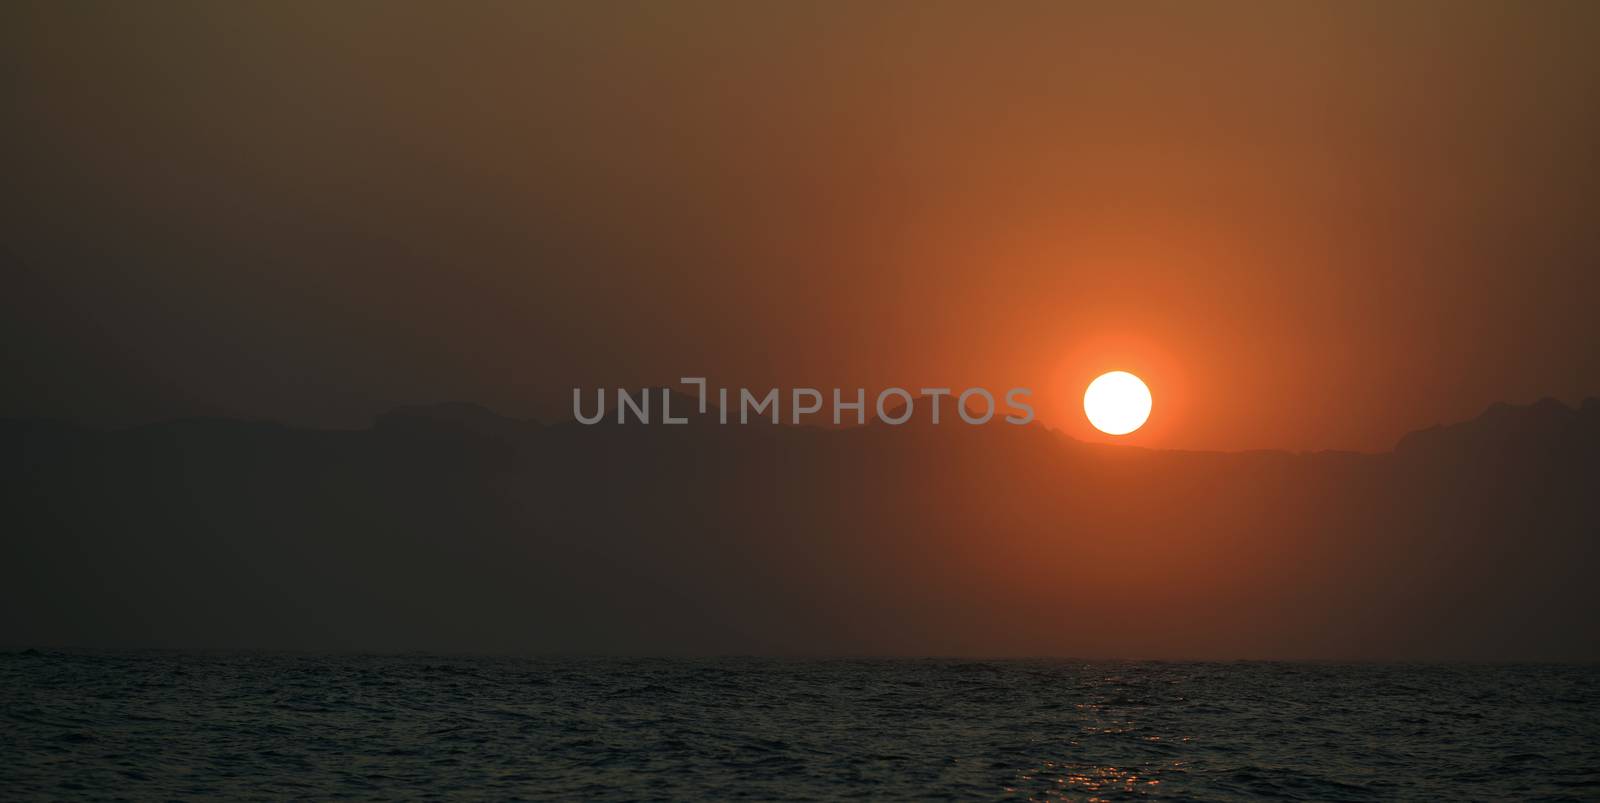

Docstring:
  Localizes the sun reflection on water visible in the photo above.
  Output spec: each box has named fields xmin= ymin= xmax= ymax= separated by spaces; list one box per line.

xmin=1007 ymin=759 xmax=1186 ymax=801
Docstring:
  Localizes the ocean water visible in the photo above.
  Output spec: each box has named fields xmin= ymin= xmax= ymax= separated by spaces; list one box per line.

xmin=3 ymin=653 xmax=1597 ymax=800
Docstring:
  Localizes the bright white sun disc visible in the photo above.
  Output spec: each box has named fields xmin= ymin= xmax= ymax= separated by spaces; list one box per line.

xmin=1083 ymin=371 xmax=1152 ymax=435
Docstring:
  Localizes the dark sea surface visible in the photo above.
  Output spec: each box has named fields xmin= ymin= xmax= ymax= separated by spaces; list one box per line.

xmin=2 ymin=653 xmax=1598 ymax=800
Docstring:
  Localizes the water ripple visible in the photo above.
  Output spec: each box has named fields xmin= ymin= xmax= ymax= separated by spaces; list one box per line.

xmin=2 ymin=653 xmax=1597 ymax=799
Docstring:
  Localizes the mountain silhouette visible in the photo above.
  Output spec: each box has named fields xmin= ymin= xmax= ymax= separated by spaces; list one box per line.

xmin=1396 ymin=397 xmax=1597 ymax=461
xmin=2 ymin=398 xmax=1595 ymax=659
xmin=377 ymin=402 xmax=542 ymax=439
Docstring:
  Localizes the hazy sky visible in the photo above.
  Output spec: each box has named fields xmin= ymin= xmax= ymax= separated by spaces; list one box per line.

xmin=4 ymin=1 xmax=1597 ymax=451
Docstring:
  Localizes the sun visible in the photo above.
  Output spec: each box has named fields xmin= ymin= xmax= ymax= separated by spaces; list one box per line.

xmin=1083 ymin=371 xmax=1152 ymax=435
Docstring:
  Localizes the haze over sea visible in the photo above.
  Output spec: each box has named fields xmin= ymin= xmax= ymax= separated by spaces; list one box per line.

xmin=4 ymin=652 xmax=1597 ymax=800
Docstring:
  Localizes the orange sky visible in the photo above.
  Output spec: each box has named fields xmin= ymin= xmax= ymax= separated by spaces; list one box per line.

xmin=4 ymin=1 xmax=1598 ymax=451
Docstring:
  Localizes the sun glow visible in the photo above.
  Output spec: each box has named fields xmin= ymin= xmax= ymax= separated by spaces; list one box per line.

xmin=1083 ymin=371 xmax=1152 ymax=435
